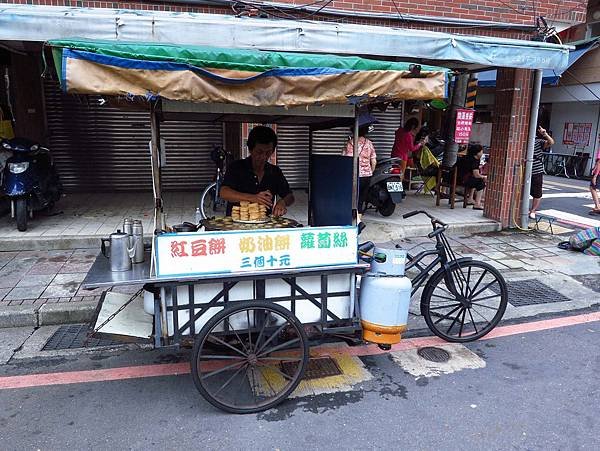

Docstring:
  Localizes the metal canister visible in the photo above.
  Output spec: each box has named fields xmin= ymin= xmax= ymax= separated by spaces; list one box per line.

xmin=123 ymin=217 xmax=133 ymax=237
xmin=131 ymin=219 xmax=145 ymax=264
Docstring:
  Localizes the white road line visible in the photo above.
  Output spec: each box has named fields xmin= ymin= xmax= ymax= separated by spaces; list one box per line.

xmin=538 ymin=209 xmax=600 ymax=227
xmin=538 ymin=192 xmax=592 ymax=199
xmin=544 ymin=180 xmax=590 ymax=191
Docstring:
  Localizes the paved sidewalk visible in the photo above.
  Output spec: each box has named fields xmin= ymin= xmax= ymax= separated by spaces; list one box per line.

xmin=0 ymin=225 xmax=598 ymax=329
xmin=0 ymin=190 xmax=500 ymax=250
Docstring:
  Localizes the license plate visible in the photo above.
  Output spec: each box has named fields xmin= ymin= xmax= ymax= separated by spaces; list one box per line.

xmin=387 ymin=181 xmax=403 ymax=192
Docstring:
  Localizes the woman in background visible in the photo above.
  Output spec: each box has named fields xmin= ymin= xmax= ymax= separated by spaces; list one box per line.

xmin=343 ymin=124 xmax=377 ymax=214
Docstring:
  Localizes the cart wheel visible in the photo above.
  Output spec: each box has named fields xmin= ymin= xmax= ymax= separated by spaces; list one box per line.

xmin=421 ymin=260 xmax=508 ymax=342
xmin=191 ymin=301 xmax=308 ymax=414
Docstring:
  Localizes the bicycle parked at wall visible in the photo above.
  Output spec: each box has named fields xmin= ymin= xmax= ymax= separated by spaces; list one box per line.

xmin=199 ymin=145 xmax=232 ymax=220
xmin=396 ymin=210 xmax=508 ymax=341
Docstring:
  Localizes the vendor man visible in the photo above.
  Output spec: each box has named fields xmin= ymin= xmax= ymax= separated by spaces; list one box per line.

xmin=220 ymin=126 xmax=295 ymax=217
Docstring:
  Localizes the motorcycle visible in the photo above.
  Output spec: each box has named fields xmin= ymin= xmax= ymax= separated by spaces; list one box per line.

xmin=364 ymin=157 xmax=405 ymax=217
xmin=1 ymin=138 xmax=62 ymax=231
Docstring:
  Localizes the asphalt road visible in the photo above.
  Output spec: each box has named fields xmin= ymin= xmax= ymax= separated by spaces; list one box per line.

xmin=1 ymin=317 xmax=599 ymax=450
xmin=540 ymin=175 xmax=597 ymax=227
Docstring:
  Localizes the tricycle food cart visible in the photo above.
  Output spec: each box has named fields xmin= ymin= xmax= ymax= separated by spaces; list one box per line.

xmin=48 ymin=39 xmax=507 ymax=413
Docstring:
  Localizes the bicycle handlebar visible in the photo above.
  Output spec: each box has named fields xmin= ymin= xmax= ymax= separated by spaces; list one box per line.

xmin=402 ymin=210 xmax=448 ymax=227
xmin=402 ymin=210 xmax=448 ymax=238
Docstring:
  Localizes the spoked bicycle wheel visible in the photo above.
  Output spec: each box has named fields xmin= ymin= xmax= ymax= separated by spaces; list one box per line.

xmin=191 ymin=301 xmax=309 ymax=414
xmin=199 ymin=182 xmax=227 ymax=219
xmin=421 ymin=260 xmax=508 ymax=342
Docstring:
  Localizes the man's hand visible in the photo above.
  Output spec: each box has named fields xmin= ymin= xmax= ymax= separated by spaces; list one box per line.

xmin=272 ymin=199 xmax=287 ymax=217
xmin=253 ymin=191 xmax=273 ymax=207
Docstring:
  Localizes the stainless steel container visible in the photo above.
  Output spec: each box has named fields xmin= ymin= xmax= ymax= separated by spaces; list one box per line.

xmin=123 ymin=217 xmax=133 ymax=237
xmin=101 ymin=230 xmax=133 ymax=272
xmin=131 ymin=219 xmax=145 ymax=264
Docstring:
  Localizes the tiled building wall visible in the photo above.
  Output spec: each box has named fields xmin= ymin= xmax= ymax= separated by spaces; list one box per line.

xmin=485 ymin=68 xmax=533 ymax=227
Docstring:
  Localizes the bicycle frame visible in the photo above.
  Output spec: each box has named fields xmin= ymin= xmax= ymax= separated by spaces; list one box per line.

xmin=405 ymin=235 xmax=448 ymax=297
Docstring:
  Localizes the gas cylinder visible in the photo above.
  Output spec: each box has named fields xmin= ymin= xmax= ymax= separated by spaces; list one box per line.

xmin=359 ymin=247 xmax=411 ymax=348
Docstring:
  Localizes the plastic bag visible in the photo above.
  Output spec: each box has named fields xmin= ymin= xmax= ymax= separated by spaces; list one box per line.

xmin=0 ymin=107 xmax=14 ymax=139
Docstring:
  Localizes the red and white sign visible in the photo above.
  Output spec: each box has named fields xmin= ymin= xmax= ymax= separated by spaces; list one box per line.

xmin=563 ymin=122 xmax=592 ymax=147
xmin=454 ymin=109 xmax=475 ymax=144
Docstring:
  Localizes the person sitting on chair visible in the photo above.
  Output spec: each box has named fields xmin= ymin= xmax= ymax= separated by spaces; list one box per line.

xmin=459 ymin=144 xmax=487 ymax=210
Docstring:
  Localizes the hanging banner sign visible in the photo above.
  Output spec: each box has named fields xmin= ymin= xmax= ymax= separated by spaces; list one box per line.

xmin=454 ymin=108 xmax=475 ymax=144
xmin=155 ymin=226 xmax=358 ymax=278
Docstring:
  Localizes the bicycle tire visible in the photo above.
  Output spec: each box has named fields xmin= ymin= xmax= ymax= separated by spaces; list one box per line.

xmin=191 ymin=301 xmax=309 ymax=414
xmin=421 ymin=260 xmax=507 ymax=342
xmin=200 ymin=182 xmax=219 ymax=219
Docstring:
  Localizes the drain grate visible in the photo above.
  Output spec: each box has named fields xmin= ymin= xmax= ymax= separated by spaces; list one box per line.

xmin=417 ymin=347 xmax=451 ymax=363
xmin=42 ymin=324 xmax=123 ymax=351
xmin=491 ymin=279 xmax=571 ymax=307
xmin=281 ymin=356 xmax=343 ymax=380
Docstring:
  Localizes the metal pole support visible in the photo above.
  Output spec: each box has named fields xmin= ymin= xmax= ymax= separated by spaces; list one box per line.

xmin=442 ymin=73 xmax=469 ymax=168
xmin=520 ymin=69 xmax=544 ymax=229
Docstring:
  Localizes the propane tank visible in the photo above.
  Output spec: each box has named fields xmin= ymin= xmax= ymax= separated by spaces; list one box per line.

xmin=359 ymin=246 xmax=411 ymax=349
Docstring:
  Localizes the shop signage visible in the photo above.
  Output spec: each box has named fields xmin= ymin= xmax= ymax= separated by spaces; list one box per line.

xmin=454 ymin=109 xmax=475 ymax=144
xmin=154 ymin=226 xmax=358 ymax=277
xmin=563 ymin=122 xmax=592 ymax=147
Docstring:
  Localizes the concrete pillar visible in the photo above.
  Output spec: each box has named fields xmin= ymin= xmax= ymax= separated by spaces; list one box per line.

xmin=484 ymin=68 xmax=533 ymax=228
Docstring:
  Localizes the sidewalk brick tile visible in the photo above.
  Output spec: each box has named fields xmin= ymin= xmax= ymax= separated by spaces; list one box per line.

xmin=485 ymin=260 xmax=510 ymax=270
xmin=76 ymin=286 xmax=105 ymax=296
xmin=493 ymin=243 xmax=520 ymax=252
xmin=15 ymin=274 xmax=55 ymax=288
xmin=502 ymin=251 xmax=535 ymax=260
xmin=59 ymin=262 xmax=94 ymax=274
xmin=4 ymin=286 xmax=46 ymax=301
xmin=0 ymin=276 xmax=20 ymax=289
xmin=41 ymin=284 xmax=80 ymax=298
xmin=485 ymin=251 xmax=509 ymax=260
xmin=27 ymin=262 xmax=63 ymax=275
xmin=496 ymin=259 xmax=527 ymax=269
xmin=0 ymin=287 xmax=10 ymax=301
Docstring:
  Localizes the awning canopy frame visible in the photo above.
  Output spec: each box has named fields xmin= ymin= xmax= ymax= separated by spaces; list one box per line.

xmin=0 ymin=5 xmax=572 ymax=73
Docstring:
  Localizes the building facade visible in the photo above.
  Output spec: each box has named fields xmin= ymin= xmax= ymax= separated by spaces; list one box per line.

xmin=0 ymin=0 xmax=590 ymax=227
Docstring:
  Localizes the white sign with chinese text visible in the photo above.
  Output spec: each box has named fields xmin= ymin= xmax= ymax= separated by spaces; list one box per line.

xmin=154 ymin=226 xmax=358 ymax=278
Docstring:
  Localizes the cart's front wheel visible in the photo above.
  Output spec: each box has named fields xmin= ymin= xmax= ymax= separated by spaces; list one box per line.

xmin=191 ymin=301 xmax=309 ymax=414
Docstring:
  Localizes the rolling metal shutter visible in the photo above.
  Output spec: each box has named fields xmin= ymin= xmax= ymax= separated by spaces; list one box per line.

xmin=276 ymin=125 xmax=349 ymax=189
xmin=43 ymin=79 xmax=222 ymax=192
xmin=277 ymin=104 xmax=403 ymax=188
xmin=370 ymin=105 xmax=404 ymax=157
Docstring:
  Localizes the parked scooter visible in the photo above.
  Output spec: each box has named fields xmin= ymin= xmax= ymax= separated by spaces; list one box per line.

xmin=365 ymin=157 xmax=405 ymax=216
xmin=1 ymin=138 xmax=62 ymax=231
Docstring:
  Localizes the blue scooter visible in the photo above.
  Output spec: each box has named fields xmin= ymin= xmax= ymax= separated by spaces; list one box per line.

xmin=1 ymin=138 xmax=62 ymax=231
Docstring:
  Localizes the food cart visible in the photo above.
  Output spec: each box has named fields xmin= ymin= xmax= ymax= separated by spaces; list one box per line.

xmin=47 ymin=39 xmax=451 ymax=413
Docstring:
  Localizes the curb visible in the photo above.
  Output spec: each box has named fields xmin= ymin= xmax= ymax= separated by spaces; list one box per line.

xmin=0 ymin=301 xmax=98 ymax=329
xmin=361 ymin=220 xmax=501 ymax=242
xmin=0 ymin=236 xmax=153 ymax=251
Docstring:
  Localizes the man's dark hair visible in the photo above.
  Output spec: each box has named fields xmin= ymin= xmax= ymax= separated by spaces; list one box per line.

xmin=247 ymin=126 xmax=278 ymax=150
xmin=404 ymin=117 xmax=419 ymax=132
xmin=467 ymin=144 xmax=483 ymax=157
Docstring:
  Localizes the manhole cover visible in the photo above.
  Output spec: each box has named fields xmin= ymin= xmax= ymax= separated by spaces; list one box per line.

xmin=281 ymin=356 xmax=342 ymax=380
xmin=42 ymin=324 xmax=123 ymax=351
xmin=491 ymin=279 xmax=571 ymax=307
xmin=417 ymin=347 xmax=451 ymax=363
